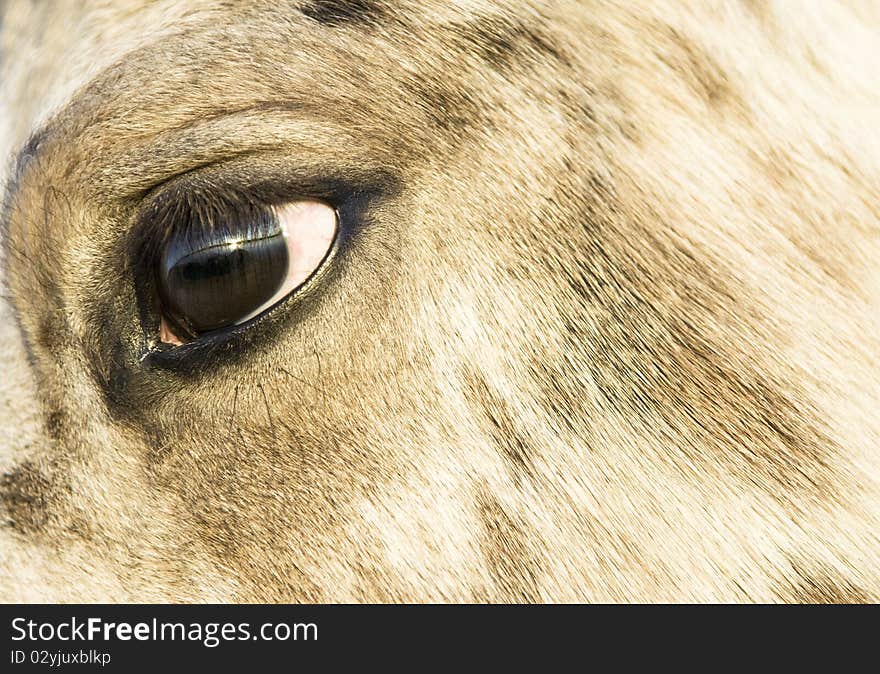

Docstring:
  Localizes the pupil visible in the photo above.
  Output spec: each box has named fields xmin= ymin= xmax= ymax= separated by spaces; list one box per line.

xmin=158 ymin=219 xmax=289 ymax=335
xmin=179 ymin=247 xmax=244 ymax=282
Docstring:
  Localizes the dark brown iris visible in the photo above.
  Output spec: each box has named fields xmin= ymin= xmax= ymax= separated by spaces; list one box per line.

xmin=157 ymin=213 xmax=289 ymax=337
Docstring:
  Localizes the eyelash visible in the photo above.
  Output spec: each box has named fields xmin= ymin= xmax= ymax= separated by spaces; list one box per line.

xmin=139 ymin=191 xmax=275 ymax=259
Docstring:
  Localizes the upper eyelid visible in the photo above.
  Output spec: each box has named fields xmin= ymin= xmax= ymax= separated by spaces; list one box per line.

xmin=98 ymin=109 xmax=357 ymax=200
xmin=124 ymin=153 xmax=400 ymax=274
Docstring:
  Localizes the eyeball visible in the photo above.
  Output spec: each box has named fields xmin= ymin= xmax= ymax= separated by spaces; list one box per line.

xmin=156 ymin=200 xmax=337 ymax=345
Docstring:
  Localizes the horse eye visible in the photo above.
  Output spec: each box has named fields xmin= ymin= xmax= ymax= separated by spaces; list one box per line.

xmin=156 ymin=200 xmax=337 ymax=345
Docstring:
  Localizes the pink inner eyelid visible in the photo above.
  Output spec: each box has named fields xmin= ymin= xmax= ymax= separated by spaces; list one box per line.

xmin=278 ymin=201 xmax=337 ymax=291
xmin=159 ymin=316 xmax=184 ymax=346
xmin=235 ymin=200 xmax=337 ymax=323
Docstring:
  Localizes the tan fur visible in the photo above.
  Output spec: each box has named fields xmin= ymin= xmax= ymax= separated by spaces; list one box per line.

xmin=0 ymin=0 xmax=878 ymax=603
